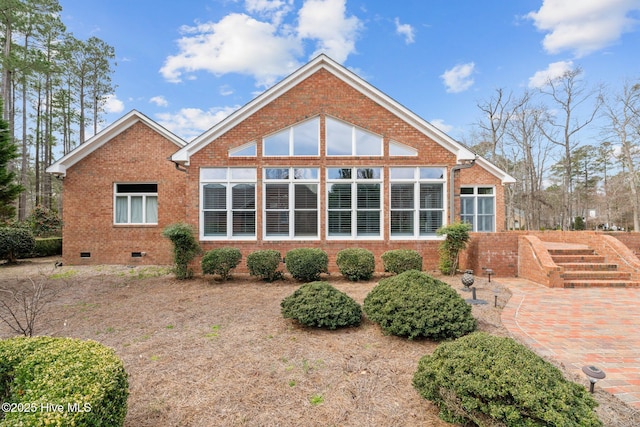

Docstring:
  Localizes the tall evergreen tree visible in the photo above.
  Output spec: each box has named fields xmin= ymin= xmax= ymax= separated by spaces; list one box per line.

xmin=0 ymin=99 xmax=22 ymax=220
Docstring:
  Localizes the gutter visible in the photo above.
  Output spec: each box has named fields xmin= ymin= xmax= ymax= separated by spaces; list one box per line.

xmin=449 ymin=158 xmax=476 ymax=224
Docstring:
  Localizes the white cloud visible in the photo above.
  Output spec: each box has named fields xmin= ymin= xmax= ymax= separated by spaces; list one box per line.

xmin=149 ymin=96 xmax=169 ymax=107
xmin=103 ymin=94 xmax=125 ymax=114
xmin=528 ymin=60 xmax=574 ymax=88
xmin=394 ymin=18 xmax=415 ymax=44
xmin=297 ymin=0 xmax=362 ymax=62
xmin=441 ymin=62 xmax=475 ymax=93
xmin=155 ymin=106 xmax=239 ymax=141
xmin=219 ymin=85 xmax=234 ymax=96
xmin=429 ymin=118 xmax=453 ymax=133
xmin=527 ymin=0 xmax=640 ymax=57
xmin=244 ymin=0 xmax=293 ymax=25
xmin=160 ymin=13 xmax=302 ymax=87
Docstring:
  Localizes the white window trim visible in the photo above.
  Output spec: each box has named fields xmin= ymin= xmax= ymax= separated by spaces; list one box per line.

xmin=263 ymin=117 xmax=320 ymax=157
xmin=263 ymin=167 xmax=320 ymax=241
xmin=325 ymin=116 xmax=383 ymax=157
xmin=229 ymin=141 xmax=257 ymax=157
xmin=389 ymin=168 xmax=447 ymax=240
xmin=200 ymin=168 xmax=257 ymax=241
xmin=326 ymin=167 xmax=384 ymax=240
xmin=113 ymin=183 xmax=158 ymax=225
xmin=460 ymin=186 xmax=496 ymax=232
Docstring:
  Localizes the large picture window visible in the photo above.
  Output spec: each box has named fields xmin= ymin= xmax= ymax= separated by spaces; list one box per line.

xmin=201 ymin=168 xmax=256 ymax=239
xmin=263 ymin=117 xmax=319 ymax=156
xmin=264 ymin=168 xmax=319 ymax=239
xmin=461 ymin=186 xmax=495 ymax=232
xmin=389 ymin=168 xmax=445 ymax=237
xmin=327 ymin=167 xmax=382 ymax=238
xmin=114 ymin=183 xmax=158 ymax=224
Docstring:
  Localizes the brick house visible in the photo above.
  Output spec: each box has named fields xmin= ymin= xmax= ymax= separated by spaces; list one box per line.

xmin=47 ymin=54 xmax=515 ymax=271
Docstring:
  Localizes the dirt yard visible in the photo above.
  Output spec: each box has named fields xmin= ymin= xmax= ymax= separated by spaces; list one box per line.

xmin=1 ymin=258 xmax=638 ymax=427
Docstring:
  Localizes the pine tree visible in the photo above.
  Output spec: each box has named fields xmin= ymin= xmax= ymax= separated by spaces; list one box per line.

xmin=0 ymin=100 xmax=23 ymax=221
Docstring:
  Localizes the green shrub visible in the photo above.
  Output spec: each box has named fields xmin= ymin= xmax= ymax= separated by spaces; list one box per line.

xmin=0 ymin=336 xmax=129 ymax=427
xmin=33 ymin=237 xmax=63 ymax=257
xmin=247 ymin=249 xmax=283 ymax=282
xmin=336 ymin=248 xmax=375 ymax=281
xmin=381 ymin=249 xmax=422 ymax=274
xmin=0 ymin=227 xmax=36 ymax=263
xmin=285 ymin=248 xmax=328 ymax=282
xmin=201 ymin=247 xmax=242 ymax=280
xmin=281 ymin=281 xmax=362 ymax=329
xmin=27 ymin=205 xmax=62 ymax=237
xmin=413 ymin=332 xmax=602 ymax=426
xmin=162 ymin=223 xmax=201 ymax=279
xmin=363 ymin=270 xmax=476 ymax=340
xmin=436 ymin=221 xmax=472 ymax=275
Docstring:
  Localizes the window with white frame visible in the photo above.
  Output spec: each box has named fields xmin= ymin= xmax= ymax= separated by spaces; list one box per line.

xmin=264 ymin=168 xmax=319 ymax=238
xmin=229 ymin=141 xmax=256 ymax=157
xmin=389 ymin=168 xmax=445 ymax=237
xmin=114 ymin=183 xmax=158 ymax=224
xmin=201 ymin=168 xmax=256 ymax=239
xmin=461 ymin=186 xmax=495 ymax=232
xmin=326 ymin=117 xmax=383 ymax=156
xmin=263 ymin=117 xmax=319 ymax=156
xmin=327 ymin=167 xmax=382 ymax=238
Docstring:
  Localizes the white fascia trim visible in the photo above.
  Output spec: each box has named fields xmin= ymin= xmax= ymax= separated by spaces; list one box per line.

xmin=46 ymin=110 xmax=186 ymax=176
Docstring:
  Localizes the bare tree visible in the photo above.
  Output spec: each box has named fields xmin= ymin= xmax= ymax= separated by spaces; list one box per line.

xmin=0 ymin=277 xmax=56 ymax=336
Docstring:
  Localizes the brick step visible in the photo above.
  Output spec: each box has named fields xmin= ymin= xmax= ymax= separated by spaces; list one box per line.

xmin=551 ymin=255 xmax=605 ymax=263
xmin=548 ymin=248 xmax=596 ymax=256
xmin=561 ymin=270 xmax=631 ymax=281
xmin=562 ymin=280 xmax=640 ymax=288
xmin=557 ymin=262 xmax=619 ymax=271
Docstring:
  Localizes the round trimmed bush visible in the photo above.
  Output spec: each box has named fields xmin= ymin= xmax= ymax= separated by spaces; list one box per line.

xmin=285 ymin=248 xmax=328 ymax=282
xmin=202 ymin=247 xmax=242 ymax=280
xmin=0 ymin=336 xmax=129 ymax=426
xmin=363 ymin=270 xmax=476 ymax=340
xmin=336 ymin=248 xmax=375 ymax=281
xmin=162 ymin=222 xmax=201 ymax=279
xmin=0 ymin=227 xmax=36 ymax=263
xmin=247 ymin=249 xmax=283 ymax=282
xmin=381 ymin=249 xmax=422 ymax=274
xmin=281 ymin=281 xmax=362 ymax=329
xmin=413 ymin=332 xmax=602 ymax=426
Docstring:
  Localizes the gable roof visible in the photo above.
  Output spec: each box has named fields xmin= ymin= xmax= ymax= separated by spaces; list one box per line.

xmin=46 ymin=110 xmax=186 ymax=176
xmin=171 ymin=54 xmax=515 ymax=184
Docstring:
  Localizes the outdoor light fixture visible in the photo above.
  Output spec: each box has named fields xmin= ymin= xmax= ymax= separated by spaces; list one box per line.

xmin=483 ymin=267 xmax=494 ymax=282
xmin=582 ymin=365 xmax=606 ymax=393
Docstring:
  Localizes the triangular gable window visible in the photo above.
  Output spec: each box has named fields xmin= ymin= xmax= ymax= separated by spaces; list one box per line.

xmin=389 ymin=141 xmax=418 ymax=157
xmin=229 ymin=142 xmax=257 ymax=157
xmin=326 ymin=117 xmax=382 ymax=156
xmin=263 ymin=117 xmax=319 ymax=156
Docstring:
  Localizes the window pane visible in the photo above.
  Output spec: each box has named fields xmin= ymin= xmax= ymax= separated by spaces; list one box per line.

xmin=355 ymin=128 xmax=382 ymax=155
xmin=117 ymin=183 xmax=157 ymax=193
xmin=229 ymin=143 xmax=256 ymax=157
xmin=264 ymin=129 xmax=289 ymax=156
xmin=420 ymin=168 xmax=445 ymax=179
xmin=420 ymin=211 xmax=442 ymax=235
xmin=391 ymin=184 xmax=413 ymax=209
xmin=265 ymin=168 xmax=289 ymax=180
xmin=295 ymin=184 xmax=317 ymax=209
xmin=478 ymin=215 xmax=494 ymax=232
xmin=230 ymin=168 xmax=256 ymax=180
xmin=203 ymin=184 xmax=226 ymax=209
xmin=460 ymin=187 xmax=474 ymax=195
xmin=357 ymin=184 xmax=380 ymax=209
xmin=204 ymin=212 xmax=227 ymax=236
xmin=232 ymin=184 xmax=255 ymax=210
xmin=146 ymin=196 xmax=158 ymax=223
xmin=478 ymin=197 xmax=494 ymax=214
xmin=293 ymin=118 xmax=319 ymax=156
xmin=357 ymin=211 xmax=380 ymax=236
xmin=266 ymin=212 xmax=289 ymax=235
xmin=115 ymin=197 xmax=128 ymax=223
xmin=326 ymin=118 xmax=352 ymax=155
xmin=357 ymin=168 xmax=381 ymax=179
xmin=328 ymin=211 xmax=351 ymax=235
xmin=200 ymin=168 xmax=227 ymax=181
xmin=232 ymin=212 xmax=255 ymax=235
xmin=328 ymin=184 xmax=351 ymax=209
xmin=420 ymin=184 xmax=442 ymax=209
xmin=461 ymin=197 xmax=474 ymax=215
xmin=293 ymin=168 xmax=318 ymax=180
xmin=294 ymin=211 xmax=317 ymax=236
xmin=391 ymin=211 xmax=413 ymax=236
xmin=265 ymin=184 xmax=289 ymax=209
xmin=478 ymin=187 xmax=493 ymax=195
xmin=327 ymin=168 xmax=351 ymax=179
xmin=130 ymin=196 xmax=143 ymax=223
xmin=390 ymin=168 xmax=414 ymax=179
xmin=390 ymin=141 xmax=417 ymax=156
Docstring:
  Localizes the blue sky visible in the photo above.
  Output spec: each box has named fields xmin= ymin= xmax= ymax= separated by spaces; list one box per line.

xmin=58 ymin=0 xmax=640 ymax=144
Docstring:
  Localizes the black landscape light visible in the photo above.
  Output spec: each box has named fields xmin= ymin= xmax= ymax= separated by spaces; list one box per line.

xmin=483 ymin=267 xmax=494 ymax=282
xmin=582 ymin=365 xmax=606 ymax=393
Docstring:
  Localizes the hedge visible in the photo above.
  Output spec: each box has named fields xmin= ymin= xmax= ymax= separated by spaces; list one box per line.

xmin=336 ymin=248 xmax=375 ymax=281
xmin=33 ymin=237 xmax=63 ymax=257
xmin=0 ymin=336 xmax=129 ymax=426
xmin=381 ymin=249 xmax=422 ymax=274
xmin=201 ymin=247 xmax=242 ymax=280
xmin=285 ymin=248 xmax=329 ymax=282
xmin=0 ymin=227 xmax=35 ymax=263
xmin=247 ymin=249 xmax=283 ymax=282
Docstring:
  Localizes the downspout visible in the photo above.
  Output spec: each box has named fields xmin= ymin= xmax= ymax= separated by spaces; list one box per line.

xmin=449 ymin=158 xmax=476 ymax=224
xmin=170 ymin=158 xmax=188 ymax=173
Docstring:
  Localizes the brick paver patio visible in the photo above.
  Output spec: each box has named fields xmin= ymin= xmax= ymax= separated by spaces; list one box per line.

xmin=499 ymin=278 xmax=640 ymax=408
